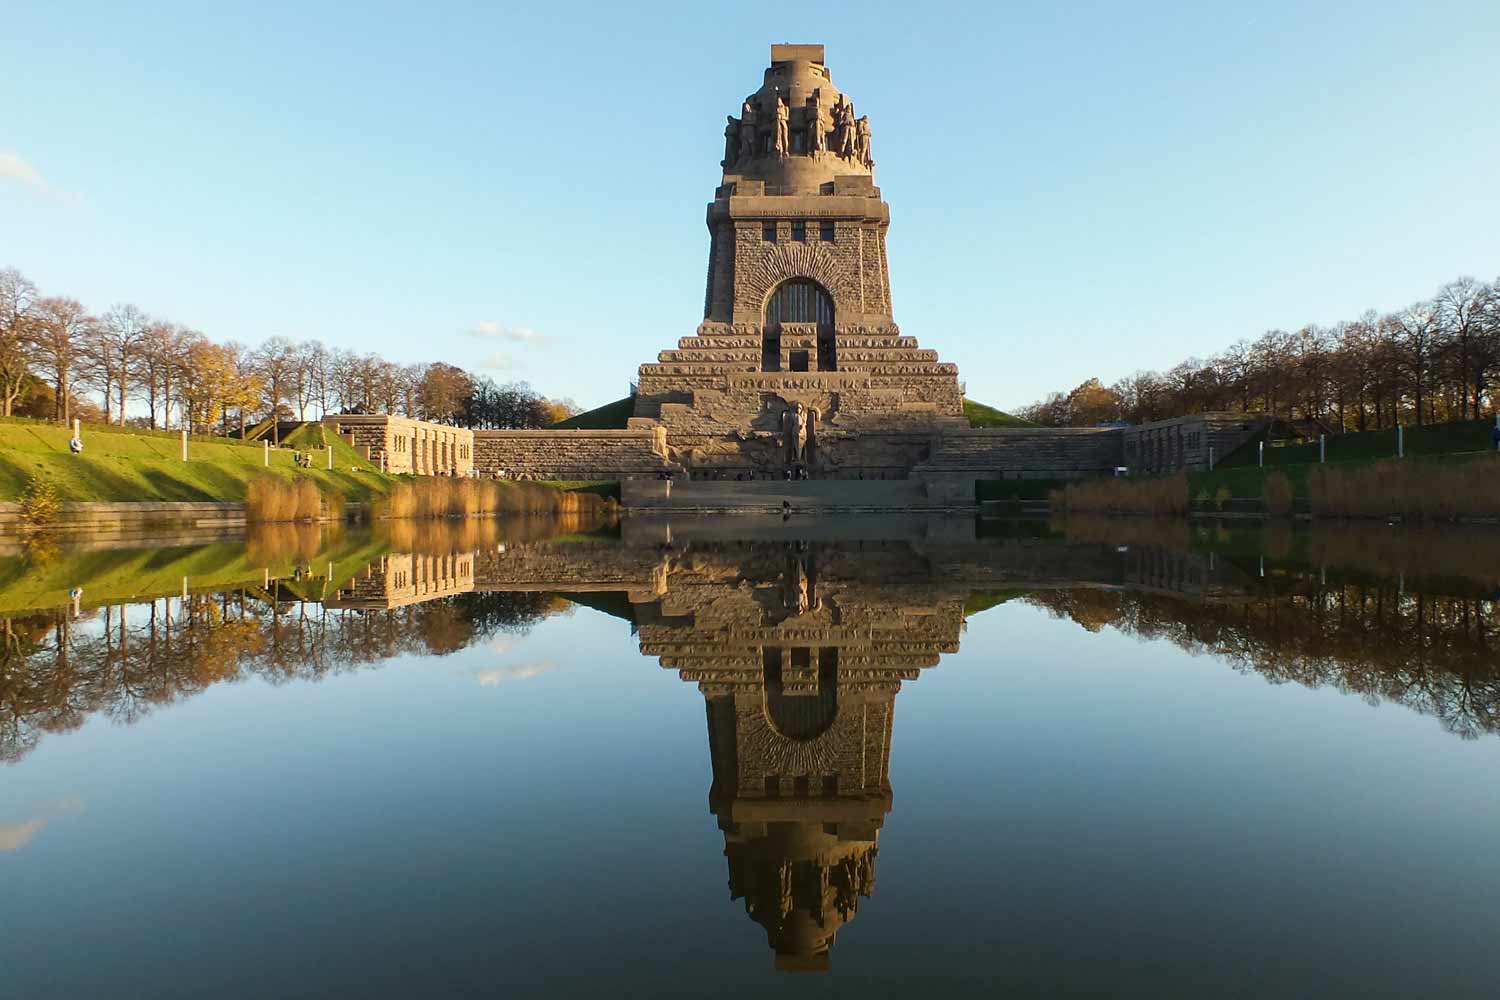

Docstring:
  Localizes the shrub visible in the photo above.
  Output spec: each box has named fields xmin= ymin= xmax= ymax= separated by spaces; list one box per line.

xmin=1262 ymin=471 xmax=1295 ymax=516
xmin=19 ymin=474 xmax=62 ymax=526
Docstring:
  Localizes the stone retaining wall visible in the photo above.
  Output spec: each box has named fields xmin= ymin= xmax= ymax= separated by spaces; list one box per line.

xmin=471 ymin=429 xmax=676 ymax=480
xmin=0 ymin=501 xmax=247 ymax=535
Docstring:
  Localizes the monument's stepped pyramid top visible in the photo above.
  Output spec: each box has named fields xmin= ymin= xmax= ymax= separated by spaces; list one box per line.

xmin=630 ymin=43 xmax=966 ymax=480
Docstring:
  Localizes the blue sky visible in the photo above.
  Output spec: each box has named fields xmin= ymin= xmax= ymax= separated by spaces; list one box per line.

xmin=3 ymin=1 xmax=1497 ymax=411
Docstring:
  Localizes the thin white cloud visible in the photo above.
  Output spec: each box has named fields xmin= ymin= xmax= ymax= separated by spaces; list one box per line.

xmin=468 ymin=321 xmax=553 ymax=345
xmin=0 ymin=152 xmax=82 ymax=205
xmin=0 ymin=795 xmax=84 ymax=851
xmin=479 ymin=351 xmax=522 ymax=371
xmin=474 ymin=661 xmax=559 ymax=687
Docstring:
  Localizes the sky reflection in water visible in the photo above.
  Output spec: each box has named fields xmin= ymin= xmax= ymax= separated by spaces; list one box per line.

xmin=3 ymin=515 xmax=1500 ymax=998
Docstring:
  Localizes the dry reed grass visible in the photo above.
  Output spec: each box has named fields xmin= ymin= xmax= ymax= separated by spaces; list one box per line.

xmin=372 ymin=478 xmax=610 ymax=521
xmin=1262 ymin=472 xmax=1295 ymax=517
xmin=377 ymin=509 xmax=612 ymax=554
xmin=245 ymin=522 xmax=332 ymax=565
xmin=1050 ymin=472 xmax=1189 ymax=516
xmin=1303 ymin=522 xmax=1500 ymax=589
xmin=1309 ymin=455 xmax=1500 ymax=521
xmin=245 ymin=476 xmax=344 ymax=523
xmin=1050 ymin=513 xmax=1194 ymax=552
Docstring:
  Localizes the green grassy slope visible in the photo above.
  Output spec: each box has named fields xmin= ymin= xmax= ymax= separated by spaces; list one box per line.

xmin=1219 ymin=418 xmax=1497 ymax=468
xmin=551 ymin=396 xmax=635 ymax=430
xmin=0 ymin=420 xmax=392 ymax=502
xmin=964 ymin=399 xmax=1035 ymax=428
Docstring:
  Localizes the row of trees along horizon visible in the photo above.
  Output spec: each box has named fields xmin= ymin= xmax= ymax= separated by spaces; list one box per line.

xmin=1018 ymin=275 xmax=1500 ymax=430
xmin=0 ymin=266 xmax=581 ymax=437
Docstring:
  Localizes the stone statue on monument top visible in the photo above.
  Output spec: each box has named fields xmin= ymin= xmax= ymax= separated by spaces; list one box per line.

xmin=738 ymin=100 xmax=757 ymax=161
xmin=723 ymin=115 xmax=740 ymax=167
xmin=773 ymin=94 xmax=790 ymax=158
xmin=808 ymin=101 xmax=828 ymax=154
xmin=855 ymin=115 xmax=872 ymax=166
xmin=833 ymin=96 xmax=857 ymax=159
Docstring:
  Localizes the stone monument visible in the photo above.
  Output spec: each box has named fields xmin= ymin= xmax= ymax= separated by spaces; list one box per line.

xmin=629 ymin=43 xmax=968 ymax=481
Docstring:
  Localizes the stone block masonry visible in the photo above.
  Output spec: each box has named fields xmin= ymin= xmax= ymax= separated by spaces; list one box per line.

xmin=321 ymin=415 xmax=474 ymax=476
xmin=472 ymin=429 xmax=677 ymax=481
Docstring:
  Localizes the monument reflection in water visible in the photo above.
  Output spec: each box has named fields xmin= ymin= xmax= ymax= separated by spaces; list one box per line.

xmin=5 ymin=515 xmax=1500 ymax=986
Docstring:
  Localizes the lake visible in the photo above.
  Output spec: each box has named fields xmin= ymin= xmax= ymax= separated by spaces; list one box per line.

xmin=3 ymin=514 xmax=1500 ymax=998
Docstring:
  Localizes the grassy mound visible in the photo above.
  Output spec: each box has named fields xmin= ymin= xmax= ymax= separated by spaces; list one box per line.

xmin=1219 ymin=418 xmax=1497 ymax=467
xmin=0 ymin=420 xmax=391 ymax=503
xmin=551 ymin=396 xmax=635 ymax=429
xmin=964 ymin=399 xmax=1034 ymax=428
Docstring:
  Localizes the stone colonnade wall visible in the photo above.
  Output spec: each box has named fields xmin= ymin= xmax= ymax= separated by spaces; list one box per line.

xmin=327 ymin=552 xmax=476 ymax=609
xmin=1121 ymin=413 xmax=1265 ymax=473
xmin=471 ymin=429 xmax=676 ymax=481
xmin=321 ymin=416 xmax=475 ymax=476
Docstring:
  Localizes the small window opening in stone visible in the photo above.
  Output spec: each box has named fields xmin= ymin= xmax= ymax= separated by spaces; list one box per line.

xmin=819 ymin=221 xmax=835 ymax=241
xmin=790 ymin=350 xmax=809 ymax=372
xmin=762 ymin=222 xmax=776 ymax=242
xmin=793 ymin=776 xmax=810 ymax=797
xmin=791 ymin=221 xmax=806 ymax=242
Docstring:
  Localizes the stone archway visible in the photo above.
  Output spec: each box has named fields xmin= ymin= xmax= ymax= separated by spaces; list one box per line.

xmin=762 ymin=647 xmax=838 ymax=740
xmin=763 ymin=278 xmax=835 ymax=373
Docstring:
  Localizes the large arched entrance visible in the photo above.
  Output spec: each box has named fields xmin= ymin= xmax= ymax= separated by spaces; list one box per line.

xmin=763 ymin=279 xmax=835 ymax=372
xmin=762 ymin=646 xmax=838 ymax=740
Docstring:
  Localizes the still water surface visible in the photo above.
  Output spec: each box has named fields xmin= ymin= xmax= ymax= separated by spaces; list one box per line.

xmin=3 ymin=515 xmax=1500 ymax=997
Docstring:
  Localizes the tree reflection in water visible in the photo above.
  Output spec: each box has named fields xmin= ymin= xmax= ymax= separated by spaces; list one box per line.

xmin=5 ymin=516 xmax=1500 ymax=973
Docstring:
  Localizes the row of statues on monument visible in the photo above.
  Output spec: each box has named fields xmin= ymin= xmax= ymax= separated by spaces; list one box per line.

xmin=723 ymin=92 xmax=872 ymax=167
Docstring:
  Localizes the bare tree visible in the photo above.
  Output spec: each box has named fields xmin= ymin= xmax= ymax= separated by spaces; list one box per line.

xmin=250 ymin=337 xmax=297 ymax=443
xmin=0 ymin=268 xmax=38 ymax=416
xmin=135 ymin=321 xmax=186 ymax=428
xmin=1434 ymin=278 xmax=1490 ymax=418
xmin=1393 ymin=303 xmax=1440 ymax=425
xmin=97 ymin=304 xmax=150 ymax=424
xmin=30 ymin=297 xmax=94 ymax=423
